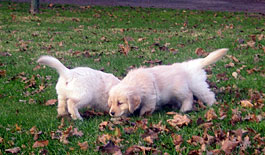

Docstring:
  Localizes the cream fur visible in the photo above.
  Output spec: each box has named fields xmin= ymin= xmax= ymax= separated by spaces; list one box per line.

xmin=37 ymin=56 xmax=120 ymax=120
xmin=108 ymin=48 xmax=228 ymax=117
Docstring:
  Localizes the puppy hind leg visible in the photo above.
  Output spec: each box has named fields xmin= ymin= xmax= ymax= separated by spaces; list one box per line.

xmin=192 ymin=82 xmax=216 ymax=106
xmin=57 ymin=95 xmax=68 ymax=117
xmin=67 ymin=99 xmax=83 ymax=120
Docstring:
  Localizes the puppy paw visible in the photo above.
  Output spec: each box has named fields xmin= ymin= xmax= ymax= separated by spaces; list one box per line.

xmin=71 ymin=114 xmax=83 ymax=121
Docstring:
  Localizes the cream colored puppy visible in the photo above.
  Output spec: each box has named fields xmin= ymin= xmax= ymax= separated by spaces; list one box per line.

xmin=108 ymin=48 xmax=228 ymax=117
xmin=37 ymin=56 xmax=120 ymax=120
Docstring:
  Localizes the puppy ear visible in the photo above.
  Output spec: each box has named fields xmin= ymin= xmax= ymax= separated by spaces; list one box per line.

xmin=107 ymin=98 xmax=112 ymax=108
xmin=128 ymin=95 xmax=141 ymax=113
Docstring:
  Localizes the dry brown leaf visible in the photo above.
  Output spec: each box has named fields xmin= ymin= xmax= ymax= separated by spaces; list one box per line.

xmin=15 ymin=124 xmax=21 ymax=131
xmin=166 ymin=111 xmax=178 ymax=115
xmin=5 ymin=147 xmax=21 ymax=154
xmin=72 ymin=128 xmax=84 ymax=137
xmin=205 ymin=108 xmax=217 ymax=121
xmin=99 ymin=121 xmax=109 ymax=131
xmin=240 ymin=100 xmax=253 ymax=108
xmin=232 ymin=72 xmax=238 ymax=79
xmin=99 ymin=141 xmax=122 ymax=154
xmin=247 ymin=40 xmax=255 ymax=48
xmin=221 ymin=139 xmax=239 ymax=154
xmin=45 ymin=99 xmax=57 ymax=106
xmin=167 ymin=113 xmax=191 ymax=128
xmin=97 ymin=134 xmax=112 ymax=144
xmin=125 ymin=145 xmax=160 ymax=155
xmin=172 ymin=134 xmax=183 ymax=145
xmin=78 ymin=141 xmax=88 ymax=151
xmin=195 ymin=48 xmax=208 ymax=56
xmin=32 ymin=140 xmax=49 ymax=148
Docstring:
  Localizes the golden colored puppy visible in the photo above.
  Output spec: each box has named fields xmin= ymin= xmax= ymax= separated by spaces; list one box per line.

xmin=38 ymin=56 xmax=120 ymax=120
xmin=108 ymin=48 xmax=228 ymax=117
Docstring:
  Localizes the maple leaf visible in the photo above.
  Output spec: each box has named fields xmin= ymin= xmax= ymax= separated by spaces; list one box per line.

xmin=167 ymin=113 xmax=191 ymax=128
xmin=204 ymin=108 xmax=217 ymax=121
xmin=5 ymin=147 xmax=21 ymax=154
xmin=45 ymin=99 xmax=57 ymax=106
xmin=78 ymin=141 xmax=88 ymax=151
xmin=32 ymin=140 xmax=49 ymax=148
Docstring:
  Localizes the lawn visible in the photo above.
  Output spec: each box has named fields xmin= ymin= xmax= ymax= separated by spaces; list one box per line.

xmin=0 ymin=1 xmax=264 ymax=154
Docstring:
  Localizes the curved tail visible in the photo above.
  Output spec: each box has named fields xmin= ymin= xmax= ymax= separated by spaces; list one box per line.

xmin=37 ymin=56 xmax=69 ymax=77
xmin=200 ymin=48 xmax=228 ymax=68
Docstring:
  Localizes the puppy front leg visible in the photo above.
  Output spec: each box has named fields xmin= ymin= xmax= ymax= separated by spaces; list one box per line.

xmin=180 ymin=92 xmax=193 ymax=113
xmin=139 ymin=97 xmax=156 ymax=116
xmin=57 ymin=95 xmax=68 ymax=117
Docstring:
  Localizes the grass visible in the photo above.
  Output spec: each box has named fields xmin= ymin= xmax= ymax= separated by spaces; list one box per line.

xmin=0 ymin=1 xmax=264 ymax=154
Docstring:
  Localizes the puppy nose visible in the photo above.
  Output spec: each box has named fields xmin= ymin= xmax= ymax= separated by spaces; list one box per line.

xmin=110 ymin=111 xmax=115 ymax=116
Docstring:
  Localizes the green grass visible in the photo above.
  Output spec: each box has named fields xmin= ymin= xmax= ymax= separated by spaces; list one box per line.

xmin=0 ymin=1 xmax=264 ymax=154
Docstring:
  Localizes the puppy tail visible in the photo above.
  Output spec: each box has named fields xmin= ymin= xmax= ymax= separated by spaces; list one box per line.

xmin=200 ymin=48 xmax=228 ymax=68
xmin=37 ymin=56 xmax=69 ymax=77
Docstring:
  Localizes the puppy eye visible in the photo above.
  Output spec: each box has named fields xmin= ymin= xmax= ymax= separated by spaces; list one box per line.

xmin=117 ymin=101 xmax=123 ymax=106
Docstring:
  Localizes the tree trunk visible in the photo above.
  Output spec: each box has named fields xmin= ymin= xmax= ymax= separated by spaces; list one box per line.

xmin=30 ymin=0 xmax=40 ymax=14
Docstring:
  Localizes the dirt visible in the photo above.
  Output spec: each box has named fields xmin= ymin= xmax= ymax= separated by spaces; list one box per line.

xmin=12 ymin=0 xmax=265 ymax=14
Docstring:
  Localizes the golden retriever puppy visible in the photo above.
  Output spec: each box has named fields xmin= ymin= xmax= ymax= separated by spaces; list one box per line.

xmin=108 ymin=48 xmax=228 ymax=117
xmin=37 ymin=56 xmax=120 ymax=120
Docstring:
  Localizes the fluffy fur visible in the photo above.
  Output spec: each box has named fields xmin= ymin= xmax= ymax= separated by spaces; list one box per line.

xmin=37 ymin=56 xmax=120 ymax=120
xmin=108 ymin=48 xmax=228 ymax=117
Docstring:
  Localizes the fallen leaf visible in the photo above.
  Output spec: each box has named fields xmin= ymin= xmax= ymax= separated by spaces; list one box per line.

xmin=195 ymin=48 xmax=208 ymax=56
xmin=78 ymin=141 xmax=88 ymax=151
xmin=32 ymin=140 xmax=49 ymax=148
xmin=45 ymin=99 xmax=57 ymax=106
xmin=114 ymin=127 xmax=121 ymax=137
xmin=15 ymin=124 xmax=21 ymax=131
xmin=232 ymin=72 xmax=238 ymax=79
xmin=240 ymin=100 xmax=253 ymax=108
xmin=205 ymin=108 xmax=217 ymax=121
xmin=247 ymin=40 xmax=255 ymax=48
xmin=97 ymin=134 xmax=111 ymax=144
xmin=99 ymin=141 xmax=122 ymax=154
xmin=167 ymin=113 xmax=191 ymax=128
xmin=99 ymin=121 xmax=109 ymax=131
xmin=0 ymin=137 xmax=3 ymax=143
xmin=72 ymin=128 xmax=84 ymax=137
xmin=39 ymin=148 xmax=48 ymax=155
xmin=124 ymin=127 xmax=137 ymax=134
xmin=0 ymin=70 xmax=6 ymax=77
xmin=172 ymin=134 xmax=183 ymax=145
xmin=5 ymin=147 xmax=21 ymax=154
xmin=221 ymin=139 xmax=239 ymax=154
xmin=125 ymin=145 xmax=160 ymax=155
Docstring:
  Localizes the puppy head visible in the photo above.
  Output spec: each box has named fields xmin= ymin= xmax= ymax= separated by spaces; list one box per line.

xmin=108 ymin=86 xmax=141 ymax=117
